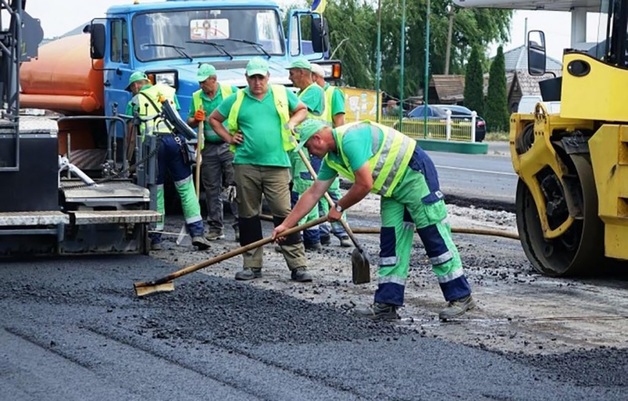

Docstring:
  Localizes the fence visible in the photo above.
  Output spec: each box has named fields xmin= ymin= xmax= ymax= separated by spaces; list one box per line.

xmin=379 ymin=115 xmax=478 ymax=142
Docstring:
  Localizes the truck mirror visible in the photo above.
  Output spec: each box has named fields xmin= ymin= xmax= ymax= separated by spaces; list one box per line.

xmin=527 ymin=30 xmax=546 ymax=76
xmin=90 ymin=23 xmax=106 ymax=60
xmin=311 ymin=15 xmax=329 ymax=54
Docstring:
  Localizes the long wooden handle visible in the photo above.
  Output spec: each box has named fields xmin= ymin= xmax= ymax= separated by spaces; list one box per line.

xmin=296 ymin=149 xmax=364 ymax=251
xmin=135 ymin=216 xmax=328 ymax=287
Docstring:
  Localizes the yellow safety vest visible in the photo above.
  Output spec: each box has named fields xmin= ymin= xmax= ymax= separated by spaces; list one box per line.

xmin=192 ymin=84 xmax=233 ymax=142
xmin=298 ymin=84 xmax=327 ymax=121
xmin=191 ymin=84 xmax=233 ymax=111
xmin=227 ymin=84 xmax=294 ymax=152
xmin=323 ymin=85 xmax=338 ymax=123
xmin=132 ymin=83 xmax=177 ymax=138
xmin=325 ymin=121 xmax=416 ymax=197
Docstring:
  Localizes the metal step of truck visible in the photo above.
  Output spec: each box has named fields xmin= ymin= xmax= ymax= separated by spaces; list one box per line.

xmin=69 ymin=210 xmax=161 ymax=225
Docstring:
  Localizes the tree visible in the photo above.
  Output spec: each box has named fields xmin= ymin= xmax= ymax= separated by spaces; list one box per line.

xmin=463 ymin=46 xmax=484 ymax=117
xmin=485 ymin=45 xmax=510 ymax=132
xmin=284 ymin=1 xmax=512 ymax=103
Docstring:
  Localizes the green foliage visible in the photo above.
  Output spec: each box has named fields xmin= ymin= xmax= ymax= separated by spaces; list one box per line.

xmin=283 ymin=1 xmax=512 ymax=106
xmin=463 ymin=46 xmax=484 ymax=117
xmin=485 ymin=46 xmax=510 ymax=132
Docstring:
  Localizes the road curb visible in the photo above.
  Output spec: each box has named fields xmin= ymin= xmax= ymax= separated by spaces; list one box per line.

xmin=416 ymin=139 xmax=489 ymax=154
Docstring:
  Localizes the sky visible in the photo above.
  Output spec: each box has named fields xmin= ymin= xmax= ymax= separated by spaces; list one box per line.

xmin=24 ymin=0 xmax=596 ymax=61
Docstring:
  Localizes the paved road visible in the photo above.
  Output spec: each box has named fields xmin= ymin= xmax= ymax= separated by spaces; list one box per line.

xmin=1 ymin=256 xmax=625 ymax=401
xmin=426 ymin=142 xmax=517 ymax=207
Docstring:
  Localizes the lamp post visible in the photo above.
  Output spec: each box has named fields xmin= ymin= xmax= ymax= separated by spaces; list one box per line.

xmin=398 ymin=0 xmax=407 ymax=129
xmin=375 ymin=0 xmax=382 ymax=123
xmin=444 ymin=2 xmax=454 ymax=75
xmin=423 ymin=0 xmax=430 ymax=138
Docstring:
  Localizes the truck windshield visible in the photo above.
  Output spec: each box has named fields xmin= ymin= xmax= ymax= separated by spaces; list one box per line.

xmin=132 ymin=8 xmax=284 ymax=62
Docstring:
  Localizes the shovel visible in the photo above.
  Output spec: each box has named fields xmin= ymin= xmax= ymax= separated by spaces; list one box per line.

xmin=134 ymin=216 xmax=328 ymax=297
xmin=176 ymin=112 xmax=204 ymax=246
xmin=296 ymin=149 xmax=370 ymax=284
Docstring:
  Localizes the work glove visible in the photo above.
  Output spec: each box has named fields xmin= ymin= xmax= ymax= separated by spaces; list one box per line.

xmin=224 ymin=185 xmax=237 ymax=203
xmin=194 ymin=109 xmax=206 ymax=122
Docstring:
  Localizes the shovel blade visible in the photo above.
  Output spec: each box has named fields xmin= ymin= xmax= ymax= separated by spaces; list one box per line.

xmin=134 ymin=281 xmax=175 ymax=297
xmin=176 ymin=225 xmax=191 ymax=246
xmin=351 ymin=248 xmax=370 ymax=284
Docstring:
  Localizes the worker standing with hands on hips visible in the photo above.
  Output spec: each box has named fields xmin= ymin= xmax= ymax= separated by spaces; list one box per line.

xmin=187 ymin=64 xmax=240 ymax=242
xmin=209 ymin=57 xmax=313 ymax=282
xmin=272 ymin=119 xmax=476 ymax=321
xmin=310 ymin=63 xmax=351 ymax=248
xmin=126 ymin=71 xmax=211 ymax=251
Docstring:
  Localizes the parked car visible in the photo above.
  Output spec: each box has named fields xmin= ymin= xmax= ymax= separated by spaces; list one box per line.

xmin=406 ymin=105 xmax=448 ymax=119
xmin=432 ymin=104 xmax=487 ymax=142
xmin=392 ymin=105 xmax=449 ymax=135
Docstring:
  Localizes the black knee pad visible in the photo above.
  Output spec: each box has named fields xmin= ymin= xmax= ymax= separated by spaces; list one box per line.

xmin=273 ymin=215 xmax=302 ymax=245
xmin=239 ymin=216 xmax=263 ymax=245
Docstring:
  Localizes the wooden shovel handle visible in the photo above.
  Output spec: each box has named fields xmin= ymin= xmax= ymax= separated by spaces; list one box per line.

xmin=136 ymin=216 xmax=327 ymax=287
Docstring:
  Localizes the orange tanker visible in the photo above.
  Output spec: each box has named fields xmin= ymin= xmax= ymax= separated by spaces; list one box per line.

xmin=20 ymin=34 xmax=107 ymax=163
xmin=21 ymin=34 xmax=104 ymax=114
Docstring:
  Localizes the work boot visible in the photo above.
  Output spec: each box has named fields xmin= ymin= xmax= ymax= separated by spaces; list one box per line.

xmin=235 ymin=268 xmax=262 ymax=281
xmin=150 ymin=234 xmax=163 ymax=251
xmin=339 ymin=236 xmax=352 ymax=248
xmin=304 ymin=242 xmax=322 ymax=252
xmin=291 ymin=267 xmax=313 ymax=282
xmin=192 ymin=236 xmax=211 ymax=250
xmin=439 ymin=295 xmax=476 ymax=321
xmin=320 ymin=234 xmax=331 ymax=246
xmin=205 ymin=230 xmax=225 ymax=241
xmin=354 ymin=303 xmax=400 ymax=321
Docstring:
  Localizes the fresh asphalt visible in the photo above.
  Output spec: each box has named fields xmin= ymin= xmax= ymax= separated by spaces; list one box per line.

xmin=1 ymin=256 xmax=625 ymax=400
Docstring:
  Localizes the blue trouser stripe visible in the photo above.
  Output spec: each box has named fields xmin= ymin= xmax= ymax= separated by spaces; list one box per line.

xmin=375 ymin=282 xmax=404 ymax=306
xmin=417 ymin=224 xmax=450 ymax=260
xmin=439 ymin=275 xmax=472 ymax=302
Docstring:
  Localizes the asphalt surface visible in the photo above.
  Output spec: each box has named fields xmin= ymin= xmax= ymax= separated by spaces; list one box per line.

xmin=1 ymin=256 xmax=626 ymax=400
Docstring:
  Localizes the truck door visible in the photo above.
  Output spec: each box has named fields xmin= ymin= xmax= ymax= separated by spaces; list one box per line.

xmin=287 ymin=11 xmax=329 ymax=58
xmin=103 ymin=18 xmax=133 ymax=122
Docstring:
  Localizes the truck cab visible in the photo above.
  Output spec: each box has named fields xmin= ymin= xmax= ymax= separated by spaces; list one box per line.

xmin=89 ymin=0 xmax=331 ymax=122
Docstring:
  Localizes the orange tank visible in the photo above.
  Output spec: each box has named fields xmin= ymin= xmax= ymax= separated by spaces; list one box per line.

xmin=20 ymin=34 xmax=104 ymax=115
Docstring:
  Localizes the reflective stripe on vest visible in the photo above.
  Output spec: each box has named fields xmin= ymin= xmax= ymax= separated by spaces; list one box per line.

xmin=132 ymin=83 xmax=176 ymax=137
xmin=226 ymin=84 xmax=294 ymax=151
xmin=324 ymin=121 xmax=416 ymax=197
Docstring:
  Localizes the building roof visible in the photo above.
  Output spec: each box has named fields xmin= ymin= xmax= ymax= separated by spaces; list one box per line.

xmin=429 ymin=75 xmax=465 ymax=103
xmin=503 ymin=45 xmax=563 ymax=72
xmin=501 ymin=45 xmax=562 ymax=96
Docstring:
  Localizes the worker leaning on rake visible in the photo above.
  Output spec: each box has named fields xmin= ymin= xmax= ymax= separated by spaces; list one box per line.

xmin=126 ymin=71 xmax=211 ymax=251
xmin=272 ymin=119 xmax=476 ymax=321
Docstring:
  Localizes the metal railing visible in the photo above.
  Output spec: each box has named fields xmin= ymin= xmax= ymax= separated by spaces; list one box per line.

xmin=379 ymin=113 xmax=478 ymax=142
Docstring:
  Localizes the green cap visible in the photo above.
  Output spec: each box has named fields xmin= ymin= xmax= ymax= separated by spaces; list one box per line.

xmin=287 ymin=58 xmax=312 ymax=71
xmin=246 ymin=57 xmax=269 ymax=76
xmin=294 ymin=119 xmax=328 ymax=152
xmin=127 ymin=71 xmax=148 ymax=90
xmin=197 ymin=64 xmax=217 ymax=82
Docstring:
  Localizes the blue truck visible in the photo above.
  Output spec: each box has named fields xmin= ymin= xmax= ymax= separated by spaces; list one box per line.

xmin=22 ymin=0 xmax=334 ymax=153
xmin=7 ymin=0 xmax=335 ymax=256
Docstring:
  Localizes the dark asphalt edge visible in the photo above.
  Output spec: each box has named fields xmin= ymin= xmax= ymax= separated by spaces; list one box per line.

xmin=338 ymin=179 xmax=516 ymax=213
xmin=444 ymin=194 xmax=516 ymax=213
